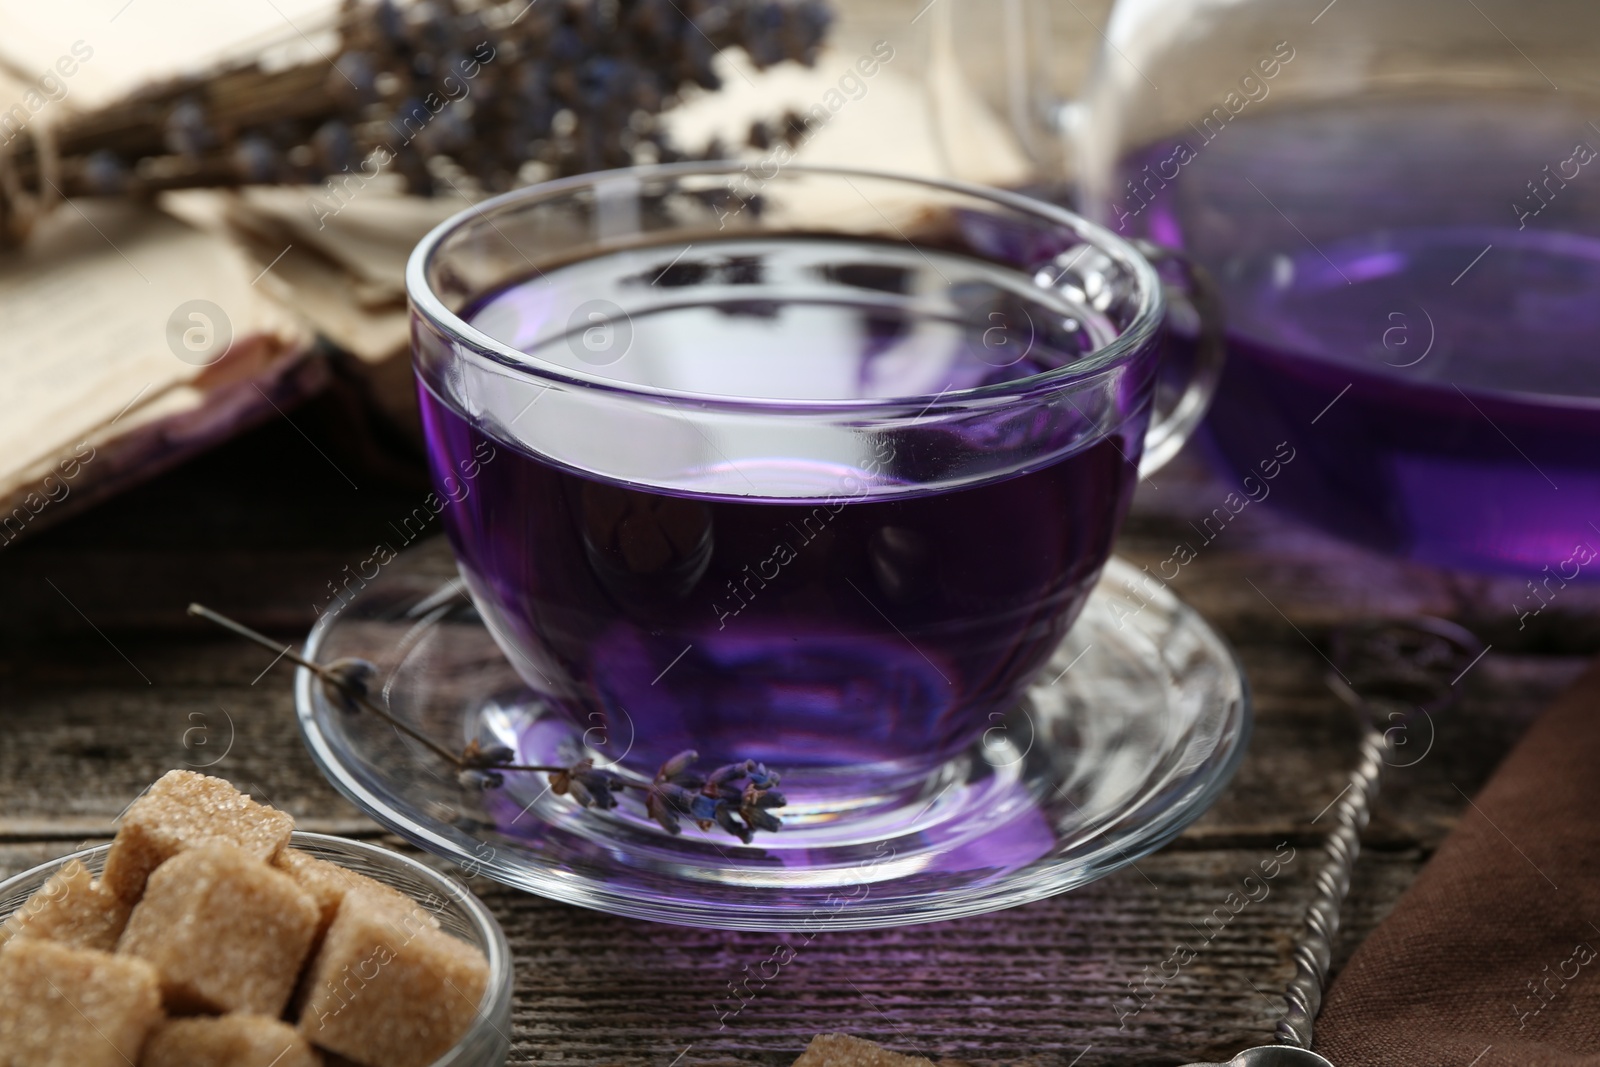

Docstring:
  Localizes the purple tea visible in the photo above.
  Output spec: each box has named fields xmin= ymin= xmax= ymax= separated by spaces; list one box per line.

xmin=1111 ymin=97 xmax=1600 ymax=576
xmin=417 ymin=236 xmax=1148 ymax=778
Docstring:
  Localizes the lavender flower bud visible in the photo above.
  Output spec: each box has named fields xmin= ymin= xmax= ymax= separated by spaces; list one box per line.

xmin=312 ymin=121 xmax=359 ymax=174
xmin=646 ymin=789 xmax=682 ymax=835
xmin=658 ymin=749 xmax=699 ymax=780
xmin=232 ymin=136 xmax=279 ymax=183
xmin=457 ymin=768 xmax=504 ymax=790
xmin=715 ymin=806 xmax=754 ymax=844
xmin=575 ymin=768 xmax=620 ymax=809
xmin=373 ymin=0 xmax=406 ymax=47
xmin=330 ymin=52 xmax=377 ymax=103
xmin=83 ymin=150 xmax=128 ymax=196
xmin=743 ymin=806 xmax=782 ymax=833
xmin=706 ymin=760 xmax=753 ymax=791
xmin=321 ymin=657 xmax=378 ymax=715
xmin=568 ymin=778 xmax=595 ymax=807
xmin=461 ymin=742 xmax=515 ymax=769
xmin=689 ymin=794 xmax=719 ymax=822
xmin=164 ymin=99 xmax=212 ymax=159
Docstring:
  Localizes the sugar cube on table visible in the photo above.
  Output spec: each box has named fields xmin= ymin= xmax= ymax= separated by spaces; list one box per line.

xmin=117 ymin=844 xmax=319 ymax=1016
xmin=275 ymin=848 xmax=438 ymax=942
xmin=297 ymin=889 xmax=489 ymax=1067
xmin=139 ymin=1014 xmax=324 ymax=1067
xmin=0 ymin=938 xmax=162 ymax=1067
xmin=792 ymin=1034 xmax=938 ymax=1067
xmin=0 ymin=858 xmax=130 ymax=951
xmin=102 ymin=770 xmax=295 ymax=903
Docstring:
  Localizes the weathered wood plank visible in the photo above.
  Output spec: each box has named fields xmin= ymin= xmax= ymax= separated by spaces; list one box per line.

xmin=466 ymin=845 xmax=1424 ymax=1066
xmin=0 ymin=840 xmax=1421 ymax=1067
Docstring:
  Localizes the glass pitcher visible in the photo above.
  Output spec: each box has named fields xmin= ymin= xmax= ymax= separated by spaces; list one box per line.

xmin=932 ymin=0 xmax=1600 ymax=580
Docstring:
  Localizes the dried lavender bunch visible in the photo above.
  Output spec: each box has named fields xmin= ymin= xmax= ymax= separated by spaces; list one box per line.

xmin=1 ymin=0 xmax=831 ymax=241
xmin=540 ymin=747 xmax=785 ymax=843
xmin=639 ymin=750 xmax=785 ymax=843
xmin=189 ymin=603 xmax=786 ymax=842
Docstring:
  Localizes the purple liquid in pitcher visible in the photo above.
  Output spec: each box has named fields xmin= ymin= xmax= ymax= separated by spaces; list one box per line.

xmin=417 ymin=237 xmax=1148 ymax=777
xmin=1114 ymin=98 xmax=1600 ymax=574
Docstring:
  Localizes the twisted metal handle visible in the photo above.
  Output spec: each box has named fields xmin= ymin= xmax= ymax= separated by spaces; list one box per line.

xmin=1275 ymin=726 xmax=1387 ymax=1048
xmin=1273 ymin=616 xmax=1482 ymax=1051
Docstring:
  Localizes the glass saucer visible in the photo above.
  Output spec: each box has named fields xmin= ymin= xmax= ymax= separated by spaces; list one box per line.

xmin=295 ymin=538 xmax=1249 ymax=931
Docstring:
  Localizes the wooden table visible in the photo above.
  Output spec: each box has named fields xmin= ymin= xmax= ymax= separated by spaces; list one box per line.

xmin=4 ymin=384 xmax=1597 ymax=1066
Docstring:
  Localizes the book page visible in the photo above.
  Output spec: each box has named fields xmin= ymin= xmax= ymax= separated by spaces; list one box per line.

xmin=0 ymin=199 xmax=313 ymax=538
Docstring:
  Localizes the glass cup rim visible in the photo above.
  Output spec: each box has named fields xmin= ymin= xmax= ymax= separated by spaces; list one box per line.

xmin=406 ymin=161 xmax=1166 ymax=417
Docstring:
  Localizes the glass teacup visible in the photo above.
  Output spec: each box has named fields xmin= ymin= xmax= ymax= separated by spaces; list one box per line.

xmin=408 ymin=164 xmax=1215 ymax=801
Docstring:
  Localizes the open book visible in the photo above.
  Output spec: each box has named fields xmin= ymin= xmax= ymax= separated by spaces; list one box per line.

xmin=0 ymin=0 xmax=1032 ymax=544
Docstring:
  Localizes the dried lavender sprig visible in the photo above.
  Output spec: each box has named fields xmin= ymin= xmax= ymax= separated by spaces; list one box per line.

xmin=188 ymin=602 xmax=579 ymax=775
xmin=641 ymin=749 xmax=786 ymax=842
xmin=187 ymin=602 xmax=467 ymax=768
xmin=188 ymin=603 xmax=785 ymax=840
xmin=468 ymin=747 xmax=787 ymax=841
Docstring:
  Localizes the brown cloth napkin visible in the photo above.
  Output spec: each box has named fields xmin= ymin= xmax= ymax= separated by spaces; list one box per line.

xmin=1315 ymin=657 xmax=1600 ymax=1067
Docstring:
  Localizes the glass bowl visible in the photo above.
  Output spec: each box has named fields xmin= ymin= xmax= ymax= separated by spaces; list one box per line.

xmin=0 ymin=831 xmax=513 ymax=1067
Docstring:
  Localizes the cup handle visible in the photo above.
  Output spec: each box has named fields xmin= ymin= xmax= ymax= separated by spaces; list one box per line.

xmin=1129 ymin=239 xmax=1227 ymax=478
xmin=918 ymin=7 xmax=1224 ymax=475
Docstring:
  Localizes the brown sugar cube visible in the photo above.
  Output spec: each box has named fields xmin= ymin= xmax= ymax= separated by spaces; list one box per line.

xmin=274 ymin=848 xmax=438 ymax=942
xmin=0 ymin=939 xmax=162 ymax=1067
xmin=102 ymin=770 xmax=295 ymax=903
xmin=0 ymin=859 xmax=130 ymax=952
xmin=792 ymin=1034 xmax=937 ymax=1067
xmin=297 ymin=890 xmax=489 ymax=1067
xmin=117 ymin=845 xmax=319 ymax=1016
xmin=275 ymin=852 xmax=440 ymax=1023
xmin=140 ymin=1015 xmax=324 ymax=1067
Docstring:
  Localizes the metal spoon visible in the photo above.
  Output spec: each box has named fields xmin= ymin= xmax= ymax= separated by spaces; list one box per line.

xmin=1180 ymin=617 xmax=1483 ymax=1067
